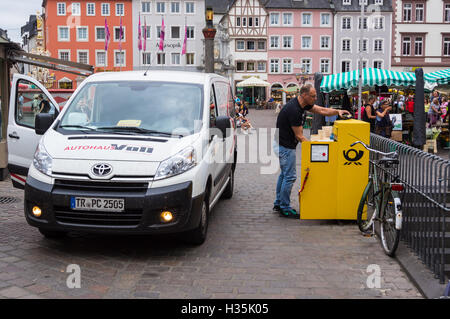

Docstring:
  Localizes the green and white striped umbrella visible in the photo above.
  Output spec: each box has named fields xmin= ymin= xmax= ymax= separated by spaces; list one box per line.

xmin=320 ymin=68 xmax=417 ymax=93
xmin=424 ymin=69 xmax=450 ymax=86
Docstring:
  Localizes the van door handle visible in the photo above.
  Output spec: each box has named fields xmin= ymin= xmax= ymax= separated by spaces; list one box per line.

xmin=8 ymin=133 xmax=20 ymax=139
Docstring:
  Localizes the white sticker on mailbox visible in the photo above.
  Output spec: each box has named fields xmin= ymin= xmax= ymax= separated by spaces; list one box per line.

xmin=311 ymin=144 xmax=329 ymax=162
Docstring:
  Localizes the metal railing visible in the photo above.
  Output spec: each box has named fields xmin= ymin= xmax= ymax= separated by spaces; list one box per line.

xmin=370 ymin=134 xmax=450 ymax=284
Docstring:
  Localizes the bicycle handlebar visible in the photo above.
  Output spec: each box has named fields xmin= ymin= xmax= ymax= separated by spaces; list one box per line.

xmin=351 ymin=141 xmax=398 ymax=158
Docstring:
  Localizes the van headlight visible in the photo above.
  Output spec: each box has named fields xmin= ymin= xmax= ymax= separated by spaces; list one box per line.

xmin=154 ymin=147 xmax=196 ymax=180
xmin=33 ymin=142 xmax=53 ymax=176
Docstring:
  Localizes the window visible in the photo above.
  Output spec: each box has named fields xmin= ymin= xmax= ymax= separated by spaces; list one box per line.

xmin=283 ymin=13 xmax=293 ymax=25
xmin=359 ymin=0 xmax=368 ymax=5
xmin=415 ymin=37 xmax=423 ymax=55
xmin=57 ymin=2 xmax=66 ymax=15
xmin=114 ymin=27 xmax=125 ymax=41
xmin=96 ymin=27 xmax=105 ymax=41
xmin=283 ymin=36 xmax=293 ymax=49
xmin=403 ymin=4 xmax=412 ymax=22
xmin=343 ymin=0 xmax=351 ymax=4
xmin=445 ymin=4 xmax=450 ymax=22
xmin=270 ymin=59 xmax=279 ymax=73
xmin=171 ymin=26 xmax=180 ymax=39
xmin=58 ymin=26 xmax=70 ymax=41
xmin=236 ymin=40 xmax=245 ymax=51
xmin=415 ymin=4 xmax=424 ymax=22
xmin=248 ymin=17 xmax=253 ymax=27
xmin=71 ymin=3 xmax=81 ymax=16
xmin=359 ymin=17 xmax=368 ymax=30
xmin=301 ymin=59 xmax=311 ymax=74
xmin=321 ymin=36 xmax=330 ymax=49
xmin=444 ymin=37 xmax=450 ymax=56
xmin=302 ymin=36 xmax=312 ymax=49
xmin=373 ymin=60 xmax=383 ymax=69
xmin=375 ymin=0 xmax=383 ymax=5
xmin=402 ymin=37 xmax=411 ymax=55
xmin=171 ymin=53 xmax=180 ymax=65
xmin=255 ymin=17 xmax=259 ymax=27
xmin=114 ymin=51 xmax=125 ymax=67
xmin=270 ymin=13 xmax=279 ymax=25
xmin=186 ymin=26 xmax=194 ymax=39
xmin=302 ymin=13 xmax=312 ymax=26
xmin=374 ymin=39 xmax=383 ymax=52
xmin=142 ymin=26 xmax=151 ymax=39
xmin=142 ymin=52 xmax=151 ymax=65
xmin=186 ymin=53 xmax=194 ymax=65
xmin=342 ymin=17 xmax=351 ymax=30
xmin=142 ymin=1 xmax=151 ymax=13
xmin=157 ymin=53 xmax=165 ymax=65
xmin=270 ymin=36 xmax=280 ymax=49
xmin=321 ymin=13 xmax=330 ymax=26
xmin=247 ymin=41 xmax=255 ymax=50
xmin=257 ymin=41 xmax=266 ymax=50
xmin=236 ymin=17 xmax=241 ymax=26
xmin=359 ymin=38 xmax=368 ymax=52
xmin=247 ymin=62 xmax=255 ymax=72
xmin=101 ymin=3 xmax=110 ymax=16
xmin=59 ymin=50 xmax=70 ymax=61
xmin=236 ymin=61 xmax=245 ymax=72
xmin=283 ymin=59 xmax=292 ymax=74
xmin=342 ymin=39 xmax=351 ymax=52
xmin=341 ymin=60 xmax=350 ymax=72
xmin=87 ymin=3 xmax=95 ymax=16
xmin=96 ymin=51 xmax=107 ymax=66
xmin=156 ymin=2 xmax=165 ymax=13
xmin=77 ymin=27 xmax=88 ymax=41
xmin=116 ymin=3 xmax=124 ymax=16
xmin=257 ymin=61 xmax=266 ymax=72
xmin=320 ymin=59 xmax=330 ymax=74
xmin=374 ymin=17 xmax=384 ymax=30
xmin=77 ymin=51 xmax=89 ymax=64
xmin=171 ymin=2 xmax=180 ymax=13
xmin=185 ymin=2 xmax=194 ymax=14
xmin=242 ymin=17 xmax=247 ymax=27
xmin=358 ymin=60 xmax=368 ymax=69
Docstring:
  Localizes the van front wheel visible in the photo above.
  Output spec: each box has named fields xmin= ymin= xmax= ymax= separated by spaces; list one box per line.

xmin=184 ymin=195 xmax=209 ymax=245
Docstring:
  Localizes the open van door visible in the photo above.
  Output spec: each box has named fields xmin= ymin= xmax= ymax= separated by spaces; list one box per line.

xmin=7 ymin=74 xmax=59 ymax=189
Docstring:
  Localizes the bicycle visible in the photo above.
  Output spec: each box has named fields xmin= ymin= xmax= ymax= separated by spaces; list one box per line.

xmin=354 ymin=140 xmax=404 ymax=257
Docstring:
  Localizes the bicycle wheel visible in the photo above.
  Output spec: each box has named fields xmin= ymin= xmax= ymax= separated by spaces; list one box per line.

xmin=380 ymin=191 xmax=400 ymax=257
xmin=357 ymin=181 xmax=376 ymax=233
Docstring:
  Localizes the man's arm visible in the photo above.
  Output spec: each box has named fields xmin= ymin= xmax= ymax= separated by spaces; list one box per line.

xmin=310 ymin=105 xmax=351 ymax=118
xmin=292 ymin=126 xmax=308 ymax=142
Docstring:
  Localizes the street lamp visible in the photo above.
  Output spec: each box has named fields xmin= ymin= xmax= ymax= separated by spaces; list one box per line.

xmin=358 ymin=2 xmax=365 ymax=120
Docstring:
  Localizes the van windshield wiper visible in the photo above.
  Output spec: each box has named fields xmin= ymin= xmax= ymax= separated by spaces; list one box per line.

xmin=59 ymin=125 xmax=97 ymax=132
xmin=96 ymin=126 xmax=184 ymax=138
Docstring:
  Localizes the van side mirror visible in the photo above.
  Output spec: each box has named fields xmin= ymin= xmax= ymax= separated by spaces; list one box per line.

xmin=35 ymin=113 xmax=54 ymax=135
xmin=215 ymin=115 xmax=232 ymax=140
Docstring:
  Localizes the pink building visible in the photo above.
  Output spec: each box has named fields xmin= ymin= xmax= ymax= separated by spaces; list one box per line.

xmin=266 ymin=0 xmax=334 ymax=104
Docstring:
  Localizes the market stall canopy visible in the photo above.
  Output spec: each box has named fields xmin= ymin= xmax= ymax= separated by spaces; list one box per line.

xmin=236 ymin=77 xmax=271 ymax=87
xmin=424 ymin=69 xmax=450 ymax=87
xmin=279 ymin=86 xmax=299 ymax=94
xmin=320 ymin=68 xmax=417 ymax=93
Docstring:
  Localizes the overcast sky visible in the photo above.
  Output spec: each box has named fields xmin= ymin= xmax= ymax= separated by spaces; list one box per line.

xmin=0 ymin=0 xmax=43 ymax=43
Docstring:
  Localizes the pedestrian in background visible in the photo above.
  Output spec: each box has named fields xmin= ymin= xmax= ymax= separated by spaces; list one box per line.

xmin=375 ymin=100 xmax=392 ymax=138
xmin=362 ymin=95 xmax=377 ymax=133
xmin=428 ymin=98 xmax=441 ymax=126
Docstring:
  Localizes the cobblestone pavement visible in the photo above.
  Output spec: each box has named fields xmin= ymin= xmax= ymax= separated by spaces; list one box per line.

xmin=0 ymin=110 xmax=422 ymax=299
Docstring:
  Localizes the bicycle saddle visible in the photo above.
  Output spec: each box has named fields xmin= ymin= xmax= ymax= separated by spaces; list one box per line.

xmin=378 ymin=157 xmax=399 ymax=165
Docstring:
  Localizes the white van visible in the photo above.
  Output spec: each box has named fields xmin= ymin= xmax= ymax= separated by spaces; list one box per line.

xmin=7 ymin=71 xmax=237 ymax=245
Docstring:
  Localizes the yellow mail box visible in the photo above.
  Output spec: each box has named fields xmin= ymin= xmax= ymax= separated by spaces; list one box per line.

xmin=299 ymin=120 xmax=370 ymax=220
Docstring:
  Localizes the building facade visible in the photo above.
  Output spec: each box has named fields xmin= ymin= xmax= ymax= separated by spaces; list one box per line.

xmin=392 ymin=0 xmax=450 ymax=73
xmin=132 ymin=0 xmax=205 ymax=71
xmin=266 ymin=0 xmax=334 ymax=104
xmin=43 ymin=0 xmax=133 ymax=89
xmin=223 ymin=0 xmax=269 ymax=103
xmin=333 ymin=0 xmax=393 ymax=73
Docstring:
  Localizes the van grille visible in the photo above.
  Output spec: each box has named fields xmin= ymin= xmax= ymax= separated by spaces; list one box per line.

xmin=54 ymin=179 xmax=148 ymax=193
xmin=54 ymin=207 xmax=143 ymax=227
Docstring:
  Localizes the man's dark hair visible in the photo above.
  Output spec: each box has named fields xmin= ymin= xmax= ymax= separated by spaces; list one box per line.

xmin=299 ymin=84 xmax=313 ymax=95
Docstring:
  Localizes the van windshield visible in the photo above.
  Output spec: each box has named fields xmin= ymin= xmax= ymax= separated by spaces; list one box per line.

xmin=59 ymin=81 xmax=203 ymax=136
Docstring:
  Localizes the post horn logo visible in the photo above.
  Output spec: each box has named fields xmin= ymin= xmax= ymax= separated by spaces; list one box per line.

xmin=343 ymin=149 xmax=364 ymax=166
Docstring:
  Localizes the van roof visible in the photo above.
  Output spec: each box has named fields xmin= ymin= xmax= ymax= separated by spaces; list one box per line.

xmin=85 ymin=71 xmax=226 ymax=85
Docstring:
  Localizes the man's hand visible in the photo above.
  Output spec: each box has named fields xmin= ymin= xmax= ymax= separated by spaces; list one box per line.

xmin=337 ymin=110 xmax=351 ymax=118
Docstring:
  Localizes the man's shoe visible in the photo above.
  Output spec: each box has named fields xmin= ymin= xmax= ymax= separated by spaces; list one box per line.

xmin=279 ymin=208 xmax=300 ymax=219
xmin=272 ymin=205 xmax=281 ymax=213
